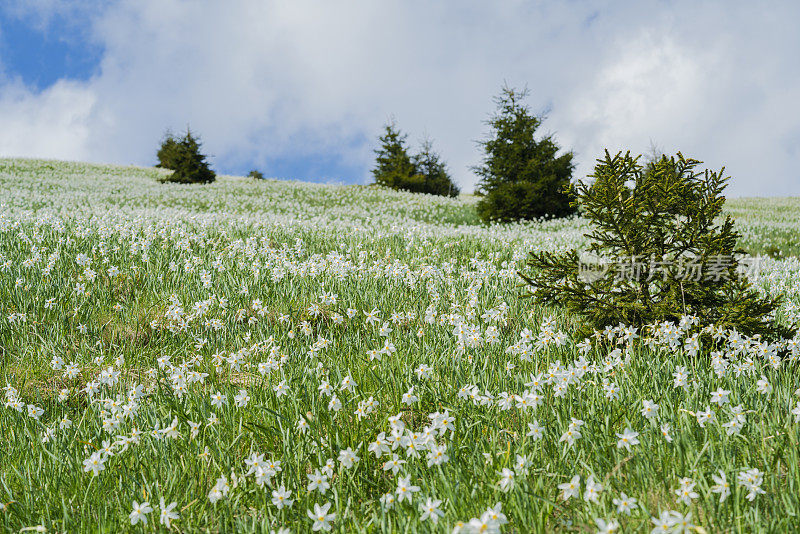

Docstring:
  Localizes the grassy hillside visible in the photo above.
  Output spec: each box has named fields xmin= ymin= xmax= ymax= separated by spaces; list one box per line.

xmin=1 ymin=159 xmax=799 ymax=532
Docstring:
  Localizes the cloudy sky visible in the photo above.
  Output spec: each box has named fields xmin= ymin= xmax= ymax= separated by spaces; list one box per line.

xmin=0 ymin=0 xmax=798 ymax=195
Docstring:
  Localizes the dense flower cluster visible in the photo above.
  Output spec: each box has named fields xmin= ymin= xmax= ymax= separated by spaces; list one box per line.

xmin=1 ymin=159 xmax=799 ymax=532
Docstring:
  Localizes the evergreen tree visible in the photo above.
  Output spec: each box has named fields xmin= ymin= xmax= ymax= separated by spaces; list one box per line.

xmin=156 ymin=130 xmax=181 ymax=170
xmin=412 ymin=138 xmax=460 ymax=197
xmin=158 ymin=128 xmax=216 ymax=184
xmin=372 ymin=121 xmax=418 ymax=190
xmin=474 ymin=85 xmax=575 ymax=222
xmin=372 ymin=122 xmax=459 ymax=197
xmin=520 ymin=150 xmax=791 ymax=344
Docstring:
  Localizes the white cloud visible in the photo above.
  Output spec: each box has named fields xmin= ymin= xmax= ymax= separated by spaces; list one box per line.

xmin=0 ymin=79 xmax=96 ymax=160
xmin=0 ymin=0 xmax=798 ymax=195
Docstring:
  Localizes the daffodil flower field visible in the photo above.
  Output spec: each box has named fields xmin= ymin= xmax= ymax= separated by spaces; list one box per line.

xmin=1 ymin=159 xmax=799 ymax=533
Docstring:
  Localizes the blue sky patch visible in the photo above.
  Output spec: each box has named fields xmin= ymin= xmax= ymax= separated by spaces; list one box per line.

xmin=0 ymin=11 xmax=102 ymax=89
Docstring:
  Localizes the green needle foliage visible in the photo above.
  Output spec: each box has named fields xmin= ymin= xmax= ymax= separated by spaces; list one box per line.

xmin=156 ymin=130 xmax=181 ymax=170
xmin=521 ymin=150 xmax=791 ymax=343
xmin=372 ymin=121 xmax=459 ymax=197
xmin=157 ymin=128 xmax=216 ymax=184
xmin=473 ymin=85 xmax=575 ymax=223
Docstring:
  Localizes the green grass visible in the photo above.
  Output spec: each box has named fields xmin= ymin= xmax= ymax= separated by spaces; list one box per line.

xmin=0 ymin=158 xmax=799 ymax=533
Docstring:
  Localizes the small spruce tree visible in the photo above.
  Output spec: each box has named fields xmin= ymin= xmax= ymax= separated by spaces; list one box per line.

xmin=372 ymin=122 xmax=459 ymax=197
xmin=156 ymin=130 xmax=181 ymax=170
xmin=474 ymin=85 xmax=575 ymax=223
xmin=520 ymin=150 xmax=790 ymax=343
xmin=372 ymin=121 xmax=418 ymax=190
xmin=158 ymin=128 xmax=216 ymax=184
xmin=412 ymin=138 xmax=459 ymax=198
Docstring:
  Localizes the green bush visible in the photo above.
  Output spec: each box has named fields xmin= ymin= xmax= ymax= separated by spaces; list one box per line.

xmin=520 ymin=150 xmax=791 ymax=343
xmin=248 ymin=169 xmax=265 ymax=180
xmin=372 ymin=122 xmax=459 ymax=197
xmin=473 ymin=85 xmax=575 ymax=222
xmin=157 ymin=129 xmax=216 ymax=184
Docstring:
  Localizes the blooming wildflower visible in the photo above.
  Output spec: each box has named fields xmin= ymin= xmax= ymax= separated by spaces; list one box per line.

xmin=383 ymin=454 xmax=406 ymax=476
xmin=526 ymin=420 xmax=545 ymax=440
xmin=274 ymin=380 xmax=289 ymax=397
xmin=402 ymin=387 xmax=419 ymax=405
xmin=369 ymin=432 xmax=391 ymax=458
xmin=711 ymin=470 xmax=731 ymax=503
xmin=560 ymin=427 xmax=582 ymax=447
xmin=396 ymin=475 xmax=420 ymax=503
xmin=696 ymin=406 xmax=715 ymax=428
xmin=129 ymin=501 xmax=153 ymax=525
xmin=737 ymin=468 xmax=766 ymax=501
xmin=651 ymin=510 xmax=679 ymax=533
xmin=83 ymin=451 xmax=106 ymax=476
xmin=497 ymin=468 xmax=515 ymax=492
xmin=234 ymin=389 xmax=250 ymax=407
xmin=603 ymin=381 xmax=620 ymax=400
xmin=641 ymin=399 xmax=659 ymax=420
xmin=483 ymin=502 xmax=508 ymax=527
xmin=791 ymin=401 xmax=800 ymax=423
xmin=338 ymin=447 xmax=359 ymax=469
xmin=613 ymin=492 xmax=638 ymax=515
xmin=674 ymin=477 xmax=699 ymax=505
xmin=380 ymin=491 xmax=396 ymax=510
xmin=756 ymin=375 xmax=772 ymax=395
xmin=159 ymin=498 xmax=179 ymax=528
xmin=339 ymin=375 xmax=355 ymax=392
xmin=669 ymin=511 xmax=695 ymax=533
xmin=584 ymin=475 xmax=603 ymax=503
xmin=426 ymin=444 xmax=449 ymax=467
xmin=710 ymin=388 xmax=731 ymax=406
xmin=514 ymin=454 xmax=531 ymax=476
xmin=660 ymin=423 xmax=674 ymax=443
xmin=672 ymin=366 xmax=689 ymax=389
xmin=307 ymin=502 xmax=335 ymax=532
xmin=161 ymin=418 xmax=180 ymax=439
xmin=616 ymin=428 xmax=640 ymax=451
xmin=722 ymin=415 xmax=744 ymax=435
xmin=208 ymin=475 xmax=230 ymax=504
xmin=297 ymin=417 xmax=309 ymax=434
xmin=27 ymin=404 xmax=44 ymax=420
xmin=467 ymin=516 xmax=496 ymax=534
xmin=307 ymin=470 xmax=330 ymax=494
xmin=210 ymin=391 xmax=227 ymax=408
xmin=272 ymin=486 xmax=294 ymax=509
xmin=558 ymin=475 xmax=580 ymax=501
xmin=415 ymin=364 xmax=433 ymax=380
xmin=594 ymin=518 xmax=619 ymax=534
xmin=419 ymin=498 xmax=444 ymax=523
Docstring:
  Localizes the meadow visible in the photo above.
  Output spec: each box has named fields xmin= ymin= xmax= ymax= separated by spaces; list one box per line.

xmin=1 ymin=158 xmax=799 ymax=533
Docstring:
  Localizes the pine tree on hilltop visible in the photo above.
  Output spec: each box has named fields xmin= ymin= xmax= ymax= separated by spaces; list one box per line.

xmin=158 ymin=128 xmax=216 ymax=184
xmin=372 ymin=121 xmax=419 ymax=190
xmin=156 ymin=130 xmax=181 ymax=170
xmin=372 ymin=121 xmax=460 ymax=197
xmin=412 ymin=138 xmax=460 ymax=198
xmin=474 ymin=85 xmax=575 ymax=222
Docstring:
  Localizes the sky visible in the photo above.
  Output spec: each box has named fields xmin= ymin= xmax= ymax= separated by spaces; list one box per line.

xmin=0 ymin=0 xmax=798 ymax=196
